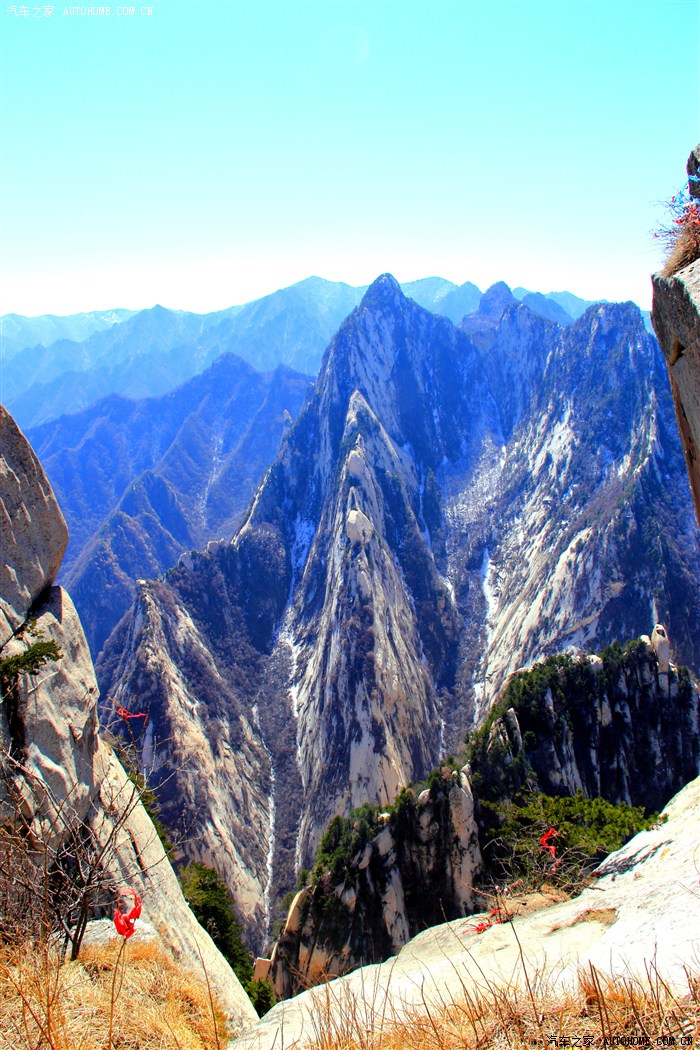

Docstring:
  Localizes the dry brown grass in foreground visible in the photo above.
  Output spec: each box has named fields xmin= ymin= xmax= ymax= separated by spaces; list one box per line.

xmin=0 ymin=938 xmax=229 ymax=1050
xmin=304 ymin=963 xmax=700 ymax=1050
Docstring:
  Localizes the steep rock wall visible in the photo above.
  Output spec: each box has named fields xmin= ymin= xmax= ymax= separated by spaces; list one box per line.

xmin=268 ymin=771 xmax=481 ymax=998
xmin=0 ymin=408 xmax=257 ymax=1030
xmin=0 ymin=405 xmax=68 ymax=646
xmin=101 ymin=570 xmax=273 ymax=945
xmin=652 ymin=255 xmax=700 ymax=525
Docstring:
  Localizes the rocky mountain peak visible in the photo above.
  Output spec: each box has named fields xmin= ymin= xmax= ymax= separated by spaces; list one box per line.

xmin=358 ymin=272 xmax=405 ymax=312
xmin=477 ymin=281 xmax=517 ymax=319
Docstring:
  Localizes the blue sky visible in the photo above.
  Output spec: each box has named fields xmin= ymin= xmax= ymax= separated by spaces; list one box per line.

xmin=1 ymin=0 xmax=698 ymax=317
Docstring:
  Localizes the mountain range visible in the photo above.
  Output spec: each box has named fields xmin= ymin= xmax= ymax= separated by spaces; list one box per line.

xmin=13 ymin=277 xmax=605 ymax=660
xmin=5 ymin=277 xmax=605 ymax=432
xmin=92 ymin=274 xmax=700 ymax=952
xmin=27 ymin=355 xmax=311 ymax=655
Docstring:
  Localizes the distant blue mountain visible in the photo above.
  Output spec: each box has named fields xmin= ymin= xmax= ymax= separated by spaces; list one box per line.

xmin=512 ymin=286 xmax=599 ymax=319
xmin=0 ymin=308 xmax=135 ymax=359
xmin=28 ymin=353 xmax=311 ymax=656
xmin=5 ymin=277 xmax=637 ymax=430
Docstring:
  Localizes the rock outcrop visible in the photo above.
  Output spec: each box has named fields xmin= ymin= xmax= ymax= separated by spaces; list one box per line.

xmin=0 ymin=408 xmax=257 ymax=1031
xmin=268 ymin=770 xmax=481 ymax=997
xmin=231 ymin=773 xmax=700 ymax=1049
xmin=651 ymin=146 xmax=700 ymax=524
xmin=468 ymin=631 xmax=699 ymax=815
xmin=651 ymin=255 xmax=700 ymax=525
xmin=0 ymin=405 xmax=68 ymax=646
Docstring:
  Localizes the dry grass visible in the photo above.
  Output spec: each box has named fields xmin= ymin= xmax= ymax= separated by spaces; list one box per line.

xmin=661 ymin=221 xmax=700 ymax=276
xmin=0 ymin=938 xmax=229 ymax=1050
xmin=658 ymin=183 xmax=700 ymax=277
xmin=302 ymin=961 xmax=700 ymax=1050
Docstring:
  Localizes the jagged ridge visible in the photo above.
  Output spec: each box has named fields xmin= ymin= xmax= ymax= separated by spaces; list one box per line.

xmin=99 ymin=275 xmax=700 ymax=946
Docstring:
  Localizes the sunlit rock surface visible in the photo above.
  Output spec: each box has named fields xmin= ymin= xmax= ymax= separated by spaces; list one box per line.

xmin=231 ymin=774 xmax=700 ymax=1049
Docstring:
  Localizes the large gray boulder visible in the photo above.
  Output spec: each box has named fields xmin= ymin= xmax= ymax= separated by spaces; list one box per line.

xmin=0 ymin=405 xmax=68 ymax=645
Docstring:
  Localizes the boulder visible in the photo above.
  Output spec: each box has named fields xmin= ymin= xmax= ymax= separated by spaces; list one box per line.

xmin=651 ymin=622 xmax=670 ymax=674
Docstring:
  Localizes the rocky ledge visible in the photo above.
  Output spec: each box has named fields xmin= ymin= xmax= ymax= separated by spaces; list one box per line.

xmin=232 ymin=772 xmax=700 ymax=1048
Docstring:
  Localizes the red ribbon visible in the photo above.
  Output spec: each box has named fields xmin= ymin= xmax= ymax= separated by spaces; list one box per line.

xmin=116 ymin=705 xmax=148 ymax=723
xmin=540 ymin=827 xmax=557 ymax=860
xmin=114 ymin=887 xmax=142 ymax=939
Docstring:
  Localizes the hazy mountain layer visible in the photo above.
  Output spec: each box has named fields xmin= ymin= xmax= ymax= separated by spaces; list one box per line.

xmin=6 ymin=277 xmax=585 ymax=430
xmin=29 ymin=355 xmax=310 ymax=656
xmin=7 ymin=305 xmax=241 ymax=429
xmin=0 ymin=308 xmax=135 ymax=359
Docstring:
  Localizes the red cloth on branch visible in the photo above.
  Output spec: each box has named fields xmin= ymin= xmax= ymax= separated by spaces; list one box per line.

xmin=113 ymin=888 xmax=142 ymax=939
xmin=540 ymin=827 xmax=557 ymax=859
xmin=116 ymin=705 xmax=148 ymax=722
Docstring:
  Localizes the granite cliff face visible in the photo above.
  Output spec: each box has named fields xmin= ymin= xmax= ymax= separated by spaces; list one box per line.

xmin=99 ymin=275 xmax=700 ymax=946
xmin=468 ymin=627 xmax=699 ymax=814
xmin=267 ymin=769 xmax=481 ymax=997
xmin=651 ymin=146 xmax=700 ymax=524
xmin=0 ymin=407 xmax=68 ymax=645
xmin=0 ymin=407 xmax=257 ymax=1030
xmin=652 ymin=259 xmax=700 ymax=524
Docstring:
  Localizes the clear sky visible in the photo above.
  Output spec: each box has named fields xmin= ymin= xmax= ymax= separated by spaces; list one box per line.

xmin=1 ymin=0 xmax=698 ymax=317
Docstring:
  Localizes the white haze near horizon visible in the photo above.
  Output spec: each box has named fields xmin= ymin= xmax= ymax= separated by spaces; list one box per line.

xmin=0 ymin=270 xmax=645 ymax=324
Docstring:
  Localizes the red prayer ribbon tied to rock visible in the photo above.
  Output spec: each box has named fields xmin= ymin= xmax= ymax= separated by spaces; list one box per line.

xmin=114 ymin=887 xmax=142 ymax=939
xmin=471 ymin=912 xmax=507 ymax=935
xmin=540 ymin=827 xmax=557 ymax=859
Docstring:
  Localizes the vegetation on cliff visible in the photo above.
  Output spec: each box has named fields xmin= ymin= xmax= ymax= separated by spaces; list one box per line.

xmin=466 ymin=641 xmax=698 ymax=813
xmin=180 ymin=862 xmax=275 ymax=1017
xmin=658 ymin=163 xmax=700 ymax=276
